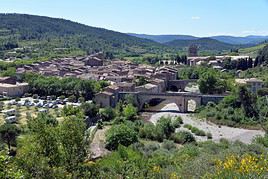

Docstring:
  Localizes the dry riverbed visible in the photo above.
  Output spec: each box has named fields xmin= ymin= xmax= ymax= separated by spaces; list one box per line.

xmin=149 ymin=103 xmax=265 ymax=144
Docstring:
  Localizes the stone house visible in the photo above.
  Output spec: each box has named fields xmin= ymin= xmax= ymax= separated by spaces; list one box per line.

xmin=94 ymin=91 xmax=117 ymax=108
xmin=235 ymin=78 xmax=264 ymax=93
xmin=0 ymin=82 xmax=29 ymax=97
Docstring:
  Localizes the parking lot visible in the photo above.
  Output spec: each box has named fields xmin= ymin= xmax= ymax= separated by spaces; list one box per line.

xmin=3 ymin=96 xmax=83 ymax=109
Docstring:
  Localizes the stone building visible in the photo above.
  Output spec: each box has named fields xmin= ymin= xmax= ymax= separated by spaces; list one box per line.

xmin=188 ymin=44 xmax=198 ymax=57
xmin=94 ymin=91 xmax=117 ymax=108
xmin=235 ymin=78 xmax=264 ymax=93
xmin=0 ymin=82 xmax=29 ymax=97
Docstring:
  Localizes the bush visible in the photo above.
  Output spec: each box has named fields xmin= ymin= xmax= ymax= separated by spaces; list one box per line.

xmin=80 ymin=102 xmax=99 ymax=118
xmin=257 ymin=88 xmax=268 ymax=96
xmin=190 ymin=127 xmax=199 ymax=133
xmin=171 ymin=131 xmax=195 ymax=144
xmin=32 ymin=94 xmax=38 ymax=99
xmin=156 ymin=117 xmax=175 ymax=139
xmin=139 ymin=123 xmax=155 ymax=140
xmin=172 ymin=116 xmax=183 ymax=128
xmin=123 ymin=104 xmax=138 ymax=121
xmin=194 ymin=129 xmax=206 ymax=136
xmin=206 ymin=132 xmax=212 ymax=139
xmin=184 ymin=124 xmax=193 ymax=130
xmin=99 ymin=107 xmax=116 ymax=121
xmin=59 ymin=95 xmax=65 ymax=100
xmin=105 ymin=124 xmax=138 ymax=150
xmin=162 ymin=140 xmax=176 ymax=151
xmin=184 ymin=125 xmax=206 ymax=136
xmin=113 ymin=116 xmax=126 ymax=124
xmin=68 ymin=95 xmax=76 ymax=103
xmin=78 ymin=97 xmax=85 ymax=103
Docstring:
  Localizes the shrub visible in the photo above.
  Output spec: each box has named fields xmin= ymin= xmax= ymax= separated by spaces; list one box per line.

xmin=162 ymin=140 xmax=176 ymax=151
xmin=194 ymin=129 xmax=206 ymax=136
xmin=206 ymin=132 xmax=212 ymax=139
xmin=257 ymin=88 xmax=268 ymax=96
xmin=99 ymin=107 xmax=115 ymax=121
xmin=32 ymin=94 xmax=38 ymax=99
xmin=156 ymin=117 xmax=175 ymax=139
xmin=184 ymin=124 xmax=193 ymax=130
xmin=172 ymin=116 xmax=183 ymax=128
xmin=171 ymin=131 xmax=195 ymax=144
xmin=78 ymin=97 xmax=85 ymax=103
xmin=59 ymin=95 xmax=65 ymax=100
xmin=123 ymin=104 xmax=138 ymax=121
xmin=105 ymin=124 xmax=138 ymax=150
xmin=97 ymin=120 xmax=103 ymax=129
xmin=139 ymin=123 xmax=155 ymax=140
xmin=68 ymin=95 xmax=76 ymax=103
xmin=190 ymin=127 xmax=199 ymax=133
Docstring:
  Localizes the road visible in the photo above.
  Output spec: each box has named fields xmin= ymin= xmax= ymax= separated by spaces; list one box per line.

xmin=89 ymin=126 xmax=110 ymax=159
xmin=149 ymin=103 xmax=265 ymax=144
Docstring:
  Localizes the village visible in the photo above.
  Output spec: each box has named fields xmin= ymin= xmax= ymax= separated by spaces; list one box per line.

xmin=0 ymin=50 xmax=265 ymax=139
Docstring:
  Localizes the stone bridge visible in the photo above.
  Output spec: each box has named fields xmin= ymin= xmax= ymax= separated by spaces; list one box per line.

xmin=118 ymin=92 xmax=225 ymax=113
xmin=167 ymin=79 xmax=198 ymax=92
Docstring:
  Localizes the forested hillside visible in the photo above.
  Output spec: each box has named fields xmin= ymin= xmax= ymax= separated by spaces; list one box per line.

xmin=256 ymin=44 xmax=268 ymax=65
xmin=0 ymin=13 xmax=171 ymax=59
xmin=128 ymin=33 xmax=198 ymax=43
xmin=165 ymin=38 xmax=248 ymax=52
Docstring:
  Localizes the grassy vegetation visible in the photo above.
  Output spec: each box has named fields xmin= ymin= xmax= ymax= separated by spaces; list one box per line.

xmin=239 ymin=43 xmax=268 ymax=57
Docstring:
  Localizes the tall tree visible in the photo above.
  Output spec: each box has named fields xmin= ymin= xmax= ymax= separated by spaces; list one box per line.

xmin=238 ymin=86 xmax=258 ymax=118
xmin=0 ymin=124 xmax=20 ymax=154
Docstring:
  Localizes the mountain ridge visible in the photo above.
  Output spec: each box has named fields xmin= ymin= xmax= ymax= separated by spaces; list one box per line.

xmin=165 ymin=37 xmax=249 ymax=52
xmin=0 ymin=13 xmax=170 ymax=58
xmin=129 ymin=33 xmax=268 ymax=45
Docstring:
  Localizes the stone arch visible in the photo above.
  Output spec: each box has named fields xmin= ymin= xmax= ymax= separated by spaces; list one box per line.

xmin=159 ymin=61 xmax=164 ymax=65
xmin=169 ymin=85 xmax=179 ymax=92
xmin=185 ymin=97 xmax=201 ymax=112
xmin=142 ymin=98 xmax=165 ymax=109
xmin=138 ymin=95 xmax=186 ymax=112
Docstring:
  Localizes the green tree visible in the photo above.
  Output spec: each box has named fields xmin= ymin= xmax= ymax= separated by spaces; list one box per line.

xmin=105 ymin=124 xmax=138 ymax=150
xmin=0 ymin=152 xmax=24 ymax=178
xmin=59 ymin=116 xmax=87 ymax=172
xmin=198 ymin=71 xmax=227 ymax=94
xmin=0 ymin=124 xmax=20 ymax=154
xmin=80 ymin=102 xmax=99 ymax=118
xmin=123 ymin=104 xmax=138 ymax=121
xmin=99 ymin=107 xmax=115 ymax=121
xmin=238 ymin=86 xmax=258 ymax=118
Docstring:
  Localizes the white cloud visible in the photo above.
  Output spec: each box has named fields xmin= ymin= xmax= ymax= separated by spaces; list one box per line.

xmin=241 ymin=30 xmax=268 ymax=36
xmin=191 ymin=16 xmax=201 ymax=20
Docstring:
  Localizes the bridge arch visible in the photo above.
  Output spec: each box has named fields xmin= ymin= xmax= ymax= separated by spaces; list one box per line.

xmin=167 ymin=80 xmax=198 ymax=92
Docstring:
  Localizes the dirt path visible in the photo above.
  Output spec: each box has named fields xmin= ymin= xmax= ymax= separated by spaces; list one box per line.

xmin=89 ymin=126 xmax=110 ymax=159
xmin=149 ymin=103 xmax=265 ymax=144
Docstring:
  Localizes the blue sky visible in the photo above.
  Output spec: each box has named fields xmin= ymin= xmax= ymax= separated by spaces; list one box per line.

xmin=1 ymin=0 xmax=268 ymax=37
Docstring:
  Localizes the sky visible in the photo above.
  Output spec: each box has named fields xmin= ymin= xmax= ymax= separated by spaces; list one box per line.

xmin=0 ymin=0 xmax=268 ymax=37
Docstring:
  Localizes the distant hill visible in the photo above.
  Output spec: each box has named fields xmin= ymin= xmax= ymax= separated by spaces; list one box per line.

xmin=0 ymin=13 xmax=170 ymax=58
xmin=129 ymin=33 xmax=268 ymax=45
xmin=256 ymin=44 xmax=268 ymax=63
xmin=211 ymin=35 xmax=268 ymax=45
xmin=164 ymin=38 xmax=247 ymax=52
xmin=239 ymin=43 xmax=268 ymax=57
xmin=128 ymin=33 xmax=198 ymax=43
